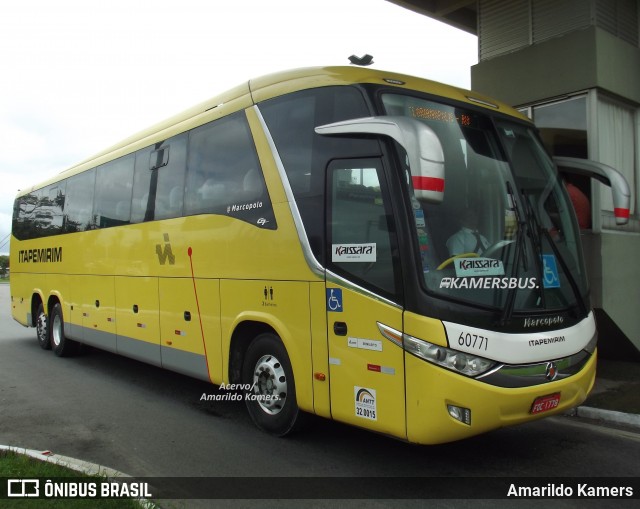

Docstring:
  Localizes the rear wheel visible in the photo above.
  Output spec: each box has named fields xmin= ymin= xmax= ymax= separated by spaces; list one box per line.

xmin=35 ymin=303 xmax=51 ymax=350
xmin=50 ymin=303 xmax=78 ymax=357
xmin=242 ymin=333 xmax=302 ymax=436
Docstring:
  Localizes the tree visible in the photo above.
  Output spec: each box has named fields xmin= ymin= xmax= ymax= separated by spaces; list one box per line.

xmin=0 ymin=255 xmax=8 ymax=278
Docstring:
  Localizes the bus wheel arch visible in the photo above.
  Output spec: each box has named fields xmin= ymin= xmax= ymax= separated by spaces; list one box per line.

xmin=241 ymin=331 xmax=302 ymax=436
xmin=30 ymin=293 xmax=44 ymax=326
xmin=33 ymin=295 xmax=50 ymax=350
xmin=49 ymin=300 xmax=78 ymax=357
xmin=229 ymin=321 xmax=302 ymax=436
xmin=228 ymin=321 xmax=274 ymax=384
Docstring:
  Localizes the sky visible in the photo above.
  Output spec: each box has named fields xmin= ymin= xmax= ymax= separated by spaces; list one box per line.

xmin=0 ymin=0 xmax=477 ymax=255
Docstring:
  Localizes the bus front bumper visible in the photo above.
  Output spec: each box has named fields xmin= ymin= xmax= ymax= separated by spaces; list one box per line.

xmin=404 ymin=349 xmax=597 ymax=445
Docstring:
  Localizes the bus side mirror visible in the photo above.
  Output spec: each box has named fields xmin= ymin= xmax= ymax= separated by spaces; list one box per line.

xmin=315 ymin=116 xmax=445 ymax=204
xmin=553 ymin=156 xmax=631 ymax=226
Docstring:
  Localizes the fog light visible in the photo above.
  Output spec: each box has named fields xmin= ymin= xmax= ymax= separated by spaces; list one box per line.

xmin=447 ymin=404 xmax=471 ymax=425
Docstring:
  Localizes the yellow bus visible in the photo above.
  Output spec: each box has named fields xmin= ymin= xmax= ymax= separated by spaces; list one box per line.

xmin=10 ymin=66 xmax=630 ymax=444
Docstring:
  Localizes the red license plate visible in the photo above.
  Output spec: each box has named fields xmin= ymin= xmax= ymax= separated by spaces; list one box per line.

xmin=530 ymin=393 xmax=561 ymax=414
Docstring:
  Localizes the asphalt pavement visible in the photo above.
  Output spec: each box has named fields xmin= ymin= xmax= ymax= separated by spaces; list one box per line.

xmin=572 ymin=357 xmax=640 ymax=428
xmin=3 ymin=350 xmax=639 ymax=477
xmin=1 ymin=277 xmax=639 ymax=503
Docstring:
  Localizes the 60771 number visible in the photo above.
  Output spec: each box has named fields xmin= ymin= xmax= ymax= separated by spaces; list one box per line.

xmin=458 ymin=331 xmax=489 ymax=351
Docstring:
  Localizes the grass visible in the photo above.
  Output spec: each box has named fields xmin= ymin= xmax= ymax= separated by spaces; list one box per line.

xmin=0 ymin=450 xmax=145 ymax=508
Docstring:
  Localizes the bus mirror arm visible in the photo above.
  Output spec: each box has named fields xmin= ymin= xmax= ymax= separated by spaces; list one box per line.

xmin=315 ymin=116 xmax=446 ymax=204
xmin=553 ymin=156 xmax=631 ymax=226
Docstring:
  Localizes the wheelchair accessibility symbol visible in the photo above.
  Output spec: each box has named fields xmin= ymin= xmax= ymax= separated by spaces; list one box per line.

xmin=542 ymin=255 xmax=560 ymax=289
xmin=326 ymin=288 xmax=343 ymax=312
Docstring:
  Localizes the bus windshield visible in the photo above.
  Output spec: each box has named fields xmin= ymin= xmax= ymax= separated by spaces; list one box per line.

xmin=382 ymin=93 xmax=588 ymax=314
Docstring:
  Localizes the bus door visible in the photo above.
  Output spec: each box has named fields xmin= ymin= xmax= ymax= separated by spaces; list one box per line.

xmin=325 ymin=158 xmax=406 ymax=439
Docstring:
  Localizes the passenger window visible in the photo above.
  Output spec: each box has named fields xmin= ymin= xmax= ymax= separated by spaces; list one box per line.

xmin=259 ymin=86 xmax=376 ymax=259
xmin=13 ymin=190 xmax=42 ymax=240
xmin=131 ymin=134 xmax=188 ymax=222
xmin=94 ymin=154 xmax=134 ymax=227
xmin=185 ymin=111 xmax=275 ymax=229
xmin=12 ymin=184 xmax=66 ymax=240
xmin=41 ymin=183 xmax=66 ymax=237
xmin=64 ymin=169 xmax=96 ymax=232
xmin=328 ymin=159 xmax=398 ymax=296
xmin=12 ymin=196 xmax=27 ymax=240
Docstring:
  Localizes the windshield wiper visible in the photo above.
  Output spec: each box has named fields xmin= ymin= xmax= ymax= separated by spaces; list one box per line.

xmin=499 ymin=182 xmax=527 ymax=326
xmin=521 ymin=188 xmax=588 ymax=318
xmin=537 ymin=220 xmax=589 ymax=318
xmin=521 ymin=190 xmax=547 ymax=309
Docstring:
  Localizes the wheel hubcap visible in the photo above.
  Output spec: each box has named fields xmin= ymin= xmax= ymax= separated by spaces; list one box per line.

xmin=252 ymin=354 xmax=287 ymax=415
xmin=52 ymin=314 xmax=63 ymax=348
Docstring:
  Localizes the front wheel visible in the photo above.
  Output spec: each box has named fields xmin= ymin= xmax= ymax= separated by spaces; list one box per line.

xmin=35 ymin=303 xmax=51 ymax=350
xmin=50 ymin=303 xmax=78 ymax=357
xmin=242 ymin=333 xmax=302 ymax=436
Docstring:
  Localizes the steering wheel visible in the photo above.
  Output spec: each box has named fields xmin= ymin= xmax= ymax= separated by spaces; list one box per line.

xmin=436 ymin=252 xmax=478 ymax=270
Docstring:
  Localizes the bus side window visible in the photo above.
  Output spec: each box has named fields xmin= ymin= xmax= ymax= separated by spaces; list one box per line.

xmin=131 ymin=134 xmax=188 ymax=223
xmin=16 ymin=190 xmax=42 ymax=239
xmin=11 ymin=196 xmax=26 ymax=240
xmin=94 ymin=154 xmax=134 ymax=228
xmin=328 ymin=159 xmax=399 ymax=297
xmin=259 ymin=86 xmax=375 ymax=260
xmin=185 ymin=111 xmax=275 ymax=229
xmin=153 ymin=135 xmax=188 ymax=221
xmin=64 ymin=169 xmax=96 ymax=233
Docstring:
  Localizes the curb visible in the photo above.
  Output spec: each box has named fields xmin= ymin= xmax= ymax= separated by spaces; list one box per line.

xmin=570 ymin=407 xmax=640 ymax=430
xmin=1 ymin=445 xmax=127 ymax=478
xmin=0 ymin=445 xmax=155 ymax=508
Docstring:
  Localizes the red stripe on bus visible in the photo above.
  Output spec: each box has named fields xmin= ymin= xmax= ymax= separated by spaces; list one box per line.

xmin=614 ymin=208 xmax=630 ymax=219
xmin=188 ymin=246 xmax=212 ymax=383
xmin=412 ymin=176 xmax=445 ymax=192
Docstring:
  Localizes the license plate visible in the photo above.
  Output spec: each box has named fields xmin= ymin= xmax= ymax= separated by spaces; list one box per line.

xmin=530 ymin=393 xmax=561 ymax=414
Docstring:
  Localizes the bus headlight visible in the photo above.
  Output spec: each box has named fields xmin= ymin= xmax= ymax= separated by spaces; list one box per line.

xmin=403 ymin=335 xmax=495 ymax=377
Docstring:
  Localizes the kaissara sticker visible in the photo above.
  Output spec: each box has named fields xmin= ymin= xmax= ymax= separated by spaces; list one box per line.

xmin=454 ymin=257 xmax=505 ymax=277
xmin=332 ymin=243 xmax=376 ymax=263
xmin=354 ymin=386 xmax=377 ymax=421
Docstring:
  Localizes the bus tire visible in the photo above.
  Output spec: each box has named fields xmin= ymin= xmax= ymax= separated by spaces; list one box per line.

xmin=35 ymin=303 xmax=51 ymax=350
xmin=50 ymin=302 xmax=78 ymax=357
xmin=242 ymin=333 xmax=301 ymax=437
